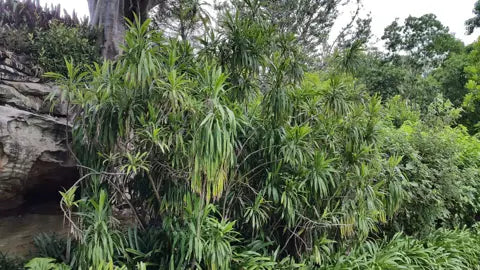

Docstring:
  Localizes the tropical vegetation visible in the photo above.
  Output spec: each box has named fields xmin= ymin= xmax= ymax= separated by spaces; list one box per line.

xmin=2 ymin=0 xmax=480 ymax=269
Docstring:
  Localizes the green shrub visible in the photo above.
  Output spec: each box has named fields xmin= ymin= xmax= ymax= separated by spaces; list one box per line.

xmin=0 ymin=25 xmax=32 ymax=54
xmin=72 ymin=188 xmax=122 ymax=269
xmin=25 ymin=257 xmax=70 ymax=270
xmin=381 ymin=96 xmax=480 ymax=235
xmin=0 ymin=252 xmax=23 ymax=270
xmin=33 ymin=233 xmax=73 ymax=265
xmin=116 ymin=227 xmax=166 ymax=268
xmin=32 ymin=21 xmax=99 ymax=75
xmin=0 ymin=0 xmax=99 ymax=75
xmin=319 ymin=227 xmax=480 ymax=269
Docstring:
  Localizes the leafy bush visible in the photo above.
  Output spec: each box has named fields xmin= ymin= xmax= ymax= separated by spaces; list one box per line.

xmin=320 ymin=227 xmax=480 ymax=269
xmin=381 ymin=96 xmax=480 ymax=235
xmin=32 ymin=22 xmax=99 ymax=75
xmin=73 ymin=189 xmax=121 ymax=269
xmin=0 ymin=26 xmax=31 ymax=54
xmin=0 ymin=0 xmax=99 ymax=75
xmin=116 ymin=227 xmax=165 ymax=268
xmin=0 ymin=252 xmax=23 ymax=270
xmin=25 ymin=257 xmax=70 ymax=270
xmin=34 ymin=233 xmax=73 ymax=264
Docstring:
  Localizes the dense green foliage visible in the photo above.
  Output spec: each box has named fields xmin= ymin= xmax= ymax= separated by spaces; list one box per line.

xmin=0 ymin=252 xmax=22 ymax=270
xmin=382 ymin=14 xmax=464 ymax=69
xmin=322 ymin=227 xmax=480 ymax=269
xmin=0 ymin=0 xmax=99 ymax=75
xmin=3 ymin=0 xmax=480 ymax=269
xmin=381 ymin=96 xmax=480 ymax=234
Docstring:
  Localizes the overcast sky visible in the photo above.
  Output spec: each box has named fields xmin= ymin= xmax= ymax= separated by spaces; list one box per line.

xmin=42 ymin=0 xmax=480 ymax=45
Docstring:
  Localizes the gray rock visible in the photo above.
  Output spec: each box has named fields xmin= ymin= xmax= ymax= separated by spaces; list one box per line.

xmin=0 ymin=81 xmax=68 ymax=116
xmin=0 ymin=50 xmax=76 ymax=211
xmin=0 ymin=50 xmax=40 ymax=83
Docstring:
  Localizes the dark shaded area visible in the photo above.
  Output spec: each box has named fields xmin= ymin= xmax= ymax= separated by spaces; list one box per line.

xmin=24 ymin=156 xmax=78 ymax=208
xmin=0 ymin=155 xmax=78 ymax=217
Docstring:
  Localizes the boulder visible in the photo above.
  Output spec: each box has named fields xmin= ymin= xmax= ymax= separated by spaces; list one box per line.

xmin=0 ymin=49 xmax=77 ymax=210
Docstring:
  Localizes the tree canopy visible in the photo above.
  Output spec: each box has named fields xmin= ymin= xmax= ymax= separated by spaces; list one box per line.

xmin=382 ymin=14 xmax=464 ymax=69
xmin=466 ymin=0 xmax=480 ymax=35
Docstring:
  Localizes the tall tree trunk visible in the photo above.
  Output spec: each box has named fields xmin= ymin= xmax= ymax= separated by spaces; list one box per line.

xmin=88 ymin=0 xmax=160 ymax=59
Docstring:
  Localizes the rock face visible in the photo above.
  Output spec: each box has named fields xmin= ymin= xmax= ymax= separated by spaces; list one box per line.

xmin=0 ymin=49 xmax=77 ymax=210
xmin=0 ymin=50 xmax=40 ymax=82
